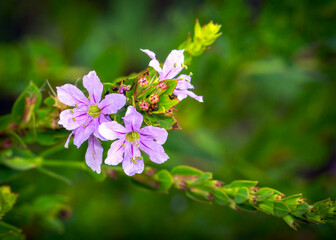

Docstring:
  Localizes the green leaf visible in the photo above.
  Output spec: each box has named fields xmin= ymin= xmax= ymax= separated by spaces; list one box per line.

xmin=171 ymin=165 xmax=204 ymax=177
xmin=0 ymin=221 xmax=24 ymax=240
xmin=43 ymin=96 xmax=55 ymax=107
xmin=2 ymin=157 xmax=39 ymax=171
xmin=228 ymin=180 xmax=258 ymax=189
xmin=31 ymin=195 xmax=70 ymax=233
xmin=154 ymin=169 xmax=174 ymax=192
xmin=0 ymin=186 xmax=17 ymax=219
xmin=273 ymin=201 xmax=290 ymax=217
xmin=257 ymin=188 xmax=274 ymax=201
xmin=11 ymin=82 xmax=42 ymax=124
xmin=114 ymin=107 xmax=127 ymax=125
xmin=213 ymin=188 xmax=230 ymax=206
xmin=192 ymin=172 xmax=213 ymax=185
xmin=234 ymin=187 xmax=249 ymax=204
xmin=0 ymin=115 xmax=12 ymax=132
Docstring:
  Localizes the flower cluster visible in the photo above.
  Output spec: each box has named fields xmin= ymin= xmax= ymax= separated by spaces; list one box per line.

xmin=57 ymin=48 xmax=203 ymax=176
xmin=141 ymin=49 xmax=203 ymax=102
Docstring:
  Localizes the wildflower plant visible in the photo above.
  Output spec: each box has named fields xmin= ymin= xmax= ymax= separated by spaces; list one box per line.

xmin=0 ymin=20 xmax=335 ymax=238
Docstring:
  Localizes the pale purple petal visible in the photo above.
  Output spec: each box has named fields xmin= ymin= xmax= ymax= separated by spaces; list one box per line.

xmin=177 ymin=74 xmax=191 ymax=82
xmin=98 ymin=121 xmax=127 ymax=140
xmin=122 ymin=142 xmax=144 ymax=176
xmin=105 ymin=138 xmax=126 ymax=165
xmin=139 ymin=125 xmax=168 ymax=144
xmin=140 ymin=49 xmax=156 ymax=60
xmin=98 ymin=93 xmax=126 ymax=115
xmin=161 ymin=49 xmax=185 ymax=80
xmin=64 ymin=131 xmax=74 ymax=148
xmin=174 ymin=89 xmax=203 ymax=102
xmin=93 ymin=115 xmax=112 ymax=140
xmin=123 ymin=106 xmax=143 ymax=132
xmin=149 ymin=59 xmax=162 ymax=73
xmin=85 ymin=135 xmax=103 ymax=174
xmin=83 ymin=70 xmax=103 ymax=104
xmin=73 ymin=123 xmax=95 ymax=148
xmin=141 ymin=49 xmax=163 ymax=73
xmin=56 ymin=84 xmax=89 ymax=107
xmin=58 ymin=108 xmax=89 ymax=130
xmin=176 ymin=79 xmax=194 ymax=90
xmin=139 ymin=139 xmax=169 ymax=164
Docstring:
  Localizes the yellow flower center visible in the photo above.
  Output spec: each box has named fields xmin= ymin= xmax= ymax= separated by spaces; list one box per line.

xmin=126 ymin=131 xmax=140 ymax=143
xmin=88 ymin=104 xmax=101 ymax=118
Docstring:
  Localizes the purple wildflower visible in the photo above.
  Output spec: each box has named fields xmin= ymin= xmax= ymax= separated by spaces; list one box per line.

xmin=141 ymin=49 xmax=203 ymax=102
xmin=57 ymin=71 xmax=126 ymax=173
xmin=98 ymin=106 xmax=169 ymax=176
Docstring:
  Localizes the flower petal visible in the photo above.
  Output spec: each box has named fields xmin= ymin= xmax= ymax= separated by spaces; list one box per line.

xmin=64 ymin=131 xmax=74 ymax=148
xmin=85 ymin=135 xmax=103 ymax=174
xmin=99 ymin=121 xmax=127 ymax=140
xmin=141 ymin=49 xmax=163 ymax=73
xmin=105 ymin=138 xmax=125 ymax=165
xmin=140 ymin=49 xmax=156 ymax=60
xmin=123 ymin=106 xmax=143 ymax=132
xmin=56 ymin=84 xmax=89 ymax=107
xmin=139 ymin=125 xmax=168 ymax=144
xmin=93 ymin=115 xmax=111 ymax=140
xmin=122 ymin=142 xmax=144 ymax=176
xmin=99 ymin=93 xmax=126 ymax=115
xmin=177 ymin=74 xmax=191 ymax=82
xmin=73 ymin=123 xmax=95 ymax=148
xmin=58 ymin=108 xmax=89 ymax=130
xmin=83 ymin=71 xmax=103 ymax=104
xmin=161 ymin=49 xmax=185 ymax=80
xmin=139 ymin=139 xmax=169 ymax=164
xmin=174 ymin=89 xmax=203 ymax=102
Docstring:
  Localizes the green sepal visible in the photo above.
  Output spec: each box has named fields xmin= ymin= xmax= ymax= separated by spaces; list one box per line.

xmin=273 ymin=201 xmax=291 ymax=217
xmin=154 ymin=169 xmax=174 ymax=192
xmin=283 ymin=215 xmax=298 ymax=230
xmin=256 ymin=188 xmax=274 ymax=202
xmin=313 ymin=201 xmax=328 ymax=218
xmin=293 ymin=203 xmax=309 ymax=215
xmin=191 ymin=172 xmax=213 ymax=186
xmin=143 ymin=114 xmax=179 ymax=130
xmin=186 ymin=186 xmax=212 ymax=203
xmin=212 ymin=188 xmax=230 ymax=206
xmin=236 ymin=202 xmax=257 ymax=212
xmin=171 ymin=165 xmax=204 ymax=177
xmin=234 ymin=187 xmax=249 ymax=204
xmin=226 ymin=180 xmax=258 ymax=189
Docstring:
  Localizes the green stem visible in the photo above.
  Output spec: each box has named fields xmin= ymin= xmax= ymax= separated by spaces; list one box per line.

xmin=126 ymin=165 xmax=336 ymax=230
xmin=40 ymin=160 xmax=86 ymax=169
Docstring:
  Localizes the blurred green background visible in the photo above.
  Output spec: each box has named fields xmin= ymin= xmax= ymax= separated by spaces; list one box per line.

xmin=1 ymin=0 xmax=336 ymax=239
